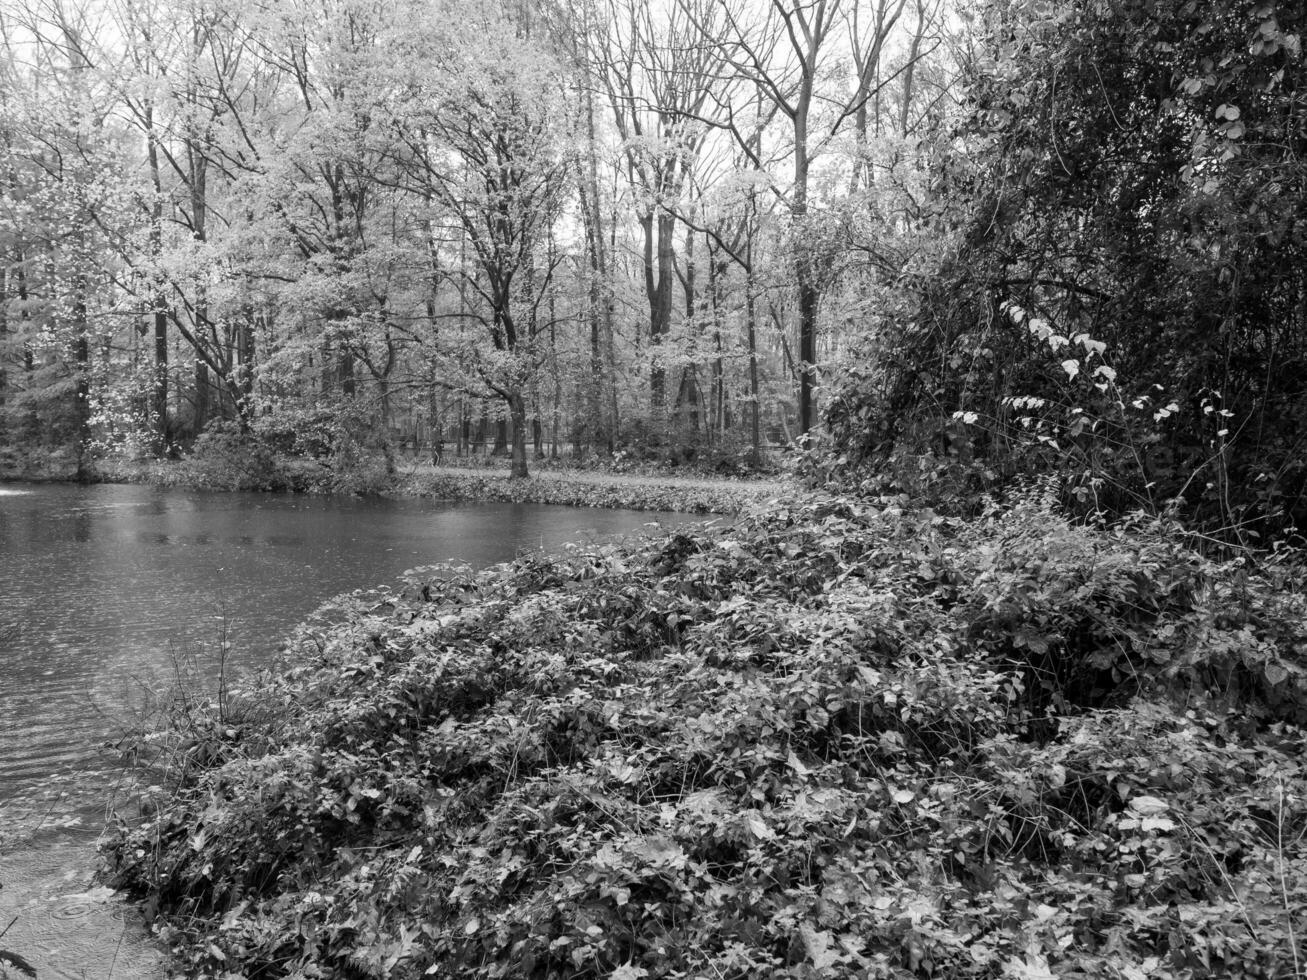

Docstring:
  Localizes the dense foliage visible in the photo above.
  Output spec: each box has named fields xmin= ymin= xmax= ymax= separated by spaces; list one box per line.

xmin=0 ymin=0 xmax=953 ymax=477
xmin=827 ymin=0 xmax=1306 ymax=537
xmin=107 ymin=491 xmax=1307 ymax=978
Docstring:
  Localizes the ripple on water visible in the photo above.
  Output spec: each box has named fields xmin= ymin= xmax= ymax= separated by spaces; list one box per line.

xmin=0 ymin=844 xmax=165 ymax=980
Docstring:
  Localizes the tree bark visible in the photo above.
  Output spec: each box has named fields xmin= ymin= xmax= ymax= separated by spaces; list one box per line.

xmin=794 ymin=94 xmax=817 ymax=437
xmin=746 ymin=268 xmax=762 ymax=463
xmin=146 ymin=108 xmax=168 ymax=451
xmin=0 ymin=264 xmax=7 ymax=417
xmin=507 ymin=390 xmax=529 ymax=478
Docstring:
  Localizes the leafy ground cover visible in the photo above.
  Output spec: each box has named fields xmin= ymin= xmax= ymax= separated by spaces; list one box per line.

xmin=104 ymin=491 xmax=1307 ymax=979
xmin=398 ymin=466 xmax=780 ymax=515
xmin=80 ymin=446 xmax=775 ymax=515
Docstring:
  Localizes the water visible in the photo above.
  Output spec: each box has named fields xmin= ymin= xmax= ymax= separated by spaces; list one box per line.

xmin=0 ymin=481 xmax=702 ymax=978
xmin=0 ymin=481 xmax=698 ymax=818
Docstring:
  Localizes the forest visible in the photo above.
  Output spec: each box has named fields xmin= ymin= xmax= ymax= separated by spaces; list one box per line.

xmin=0 ymin=0 xmax=1295 ymax=529
xmin=3 ymin=0 xmax=1307 ymax=977
xmin=2 ymin=0 xmax=960 ymax=481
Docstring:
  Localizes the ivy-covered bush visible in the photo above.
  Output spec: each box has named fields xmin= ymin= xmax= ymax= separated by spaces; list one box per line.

xmin=105 ymin=494 xmax=1307 ymax=978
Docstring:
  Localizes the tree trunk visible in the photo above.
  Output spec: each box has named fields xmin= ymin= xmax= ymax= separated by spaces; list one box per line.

xmin=237 ymin=311 xmax=255 ymax=429
xmin=146 ymin=113 xmax=169 ymax=452
xmin=189 ymin=134 xmax=210 ymax=438
xmin=340 ymin=350 xmax=355 ymax=397
xmin=900 ymin=4 xmax=927 ymax=137
xmin=746 ymin=265 xmax=761 ymax=463
xmin=706 ymin=247 xmax=724 ymax=446
xmin=492 ymin=417 xmax=508 ymax=456
xmin=654 ymin=212 xmax=675 ymax=414
xmin=793 ymin=99 xmax=817 ymax=437
xmin=154 ymin=302 xmax=168 ymax=447
xmin=428 ymin=383 xmax=443 ymax=463
xmin=797 ymin=273 xmax=818 ymax=437
xmin=640 ymin=210 xmax=675 ymax=414
xmin=681 ymin=229 xmax=699 ymax=444
xmin=507 ymin=390 xmax=529 ymax=478
xmin=194 ymin=361 xmax=211 ymax=433
xmin=0 ymin=264 xmax=7 ymax=417
xmin=72 ymin=277 xmax=90 ymax=478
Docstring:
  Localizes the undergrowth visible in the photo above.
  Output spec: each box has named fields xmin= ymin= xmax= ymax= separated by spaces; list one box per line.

xmin=399 ymin=470 xmax=765 ymax=515
xmin=88 ymin=447 xmax=767 ymax=513
xmin=104 ymin=492 xmax=1307 ymax=979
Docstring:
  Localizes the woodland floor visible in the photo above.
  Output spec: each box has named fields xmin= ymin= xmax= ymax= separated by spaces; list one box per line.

xmin=409 ymin=461 xmax=789 ymax=495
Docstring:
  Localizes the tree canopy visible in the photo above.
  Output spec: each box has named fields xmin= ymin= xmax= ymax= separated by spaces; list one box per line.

xmin=1 ymin=0 xmax=1303 ymax=534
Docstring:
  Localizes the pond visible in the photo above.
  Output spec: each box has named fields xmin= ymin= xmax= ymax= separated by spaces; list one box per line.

xmin=0 ymin=481 xmax=703 ymax=979
xmin=0 ymin=481 xmax=701 ymax=824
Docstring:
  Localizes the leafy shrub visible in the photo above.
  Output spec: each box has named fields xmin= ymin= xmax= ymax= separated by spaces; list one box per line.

xmin=105 ymin=493 xmax=1307 ymax=978
xmin=177 ymin=421 xmax=296 ymax=491
xmin=253 ymin=403 xmax=397 ymax=494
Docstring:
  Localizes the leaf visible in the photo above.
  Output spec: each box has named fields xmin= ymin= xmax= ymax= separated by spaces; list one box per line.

xmin=878 ymin=730 xmax=906 ymax=755
xmin=628 ymin=835 xmax=687 ymax=868
xmin=1265 ymin=661 xmax=1289 ymax=686
xmin=1005 ymin=948 xmax=1057 ymax=980
xmin=1128 ymin=795 xmax=1169 ymax=816
xmin=799 ymin=924 xmax=840 ymax=970
xmin=744 ymin=815 xmax=775 ymax=841
xmin=1141 ymin=816 xmax=1176 ymax=832
xmin=610 ymin=964 xmax=649 ymax=980
xmin=1060 ymin=359 xmax=1079 ymax=379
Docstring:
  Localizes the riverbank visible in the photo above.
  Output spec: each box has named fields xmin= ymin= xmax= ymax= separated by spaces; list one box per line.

xmin=104 ymin=490 xmax=1307 ymax=979
xmin=397 ymin=464 xmax=785 ymax=514
xmin=1 ymin=480 xmax=715 ymax=980
xmin=46 ymin=454 xmax=786 ymax=515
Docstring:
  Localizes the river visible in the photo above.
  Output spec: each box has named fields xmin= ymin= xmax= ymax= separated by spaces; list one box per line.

xmin=0 ymin=480 xmax=701 ymax=978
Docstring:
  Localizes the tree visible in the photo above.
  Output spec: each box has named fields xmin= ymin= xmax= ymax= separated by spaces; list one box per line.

xmin=591 ymin=0 xmax=727 ymax=434
xmin=395 ymin=0 xmax=573 ymax=478
xmin=0 ymin=0 xmax=132 ymax=473
xmin=682 ymin=0 xmax=935 ymax=437
xmin=829 ymin=0 xmax=1307 ymax=535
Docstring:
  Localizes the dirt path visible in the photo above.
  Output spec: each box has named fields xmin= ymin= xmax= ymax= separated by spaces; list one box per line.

xmin=405 ymin=462 xmax=791 ymax=497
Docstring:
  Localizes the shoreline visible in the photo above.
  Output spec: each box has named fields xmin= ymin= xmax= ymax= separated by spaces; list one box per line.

xmin=394 ymin=464 xmax=785 ymax=514
xmin=101 ymin=491 xmax=1307 ymax=979
xmin=1 ymin=455 xmax=788 ymax=515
